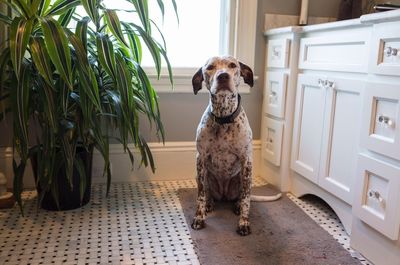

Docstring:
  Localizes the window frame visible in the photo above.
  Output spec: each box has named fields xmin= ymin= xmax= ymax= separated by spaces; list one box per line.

xmin=148 ymin=0 xmax=258 ymax=94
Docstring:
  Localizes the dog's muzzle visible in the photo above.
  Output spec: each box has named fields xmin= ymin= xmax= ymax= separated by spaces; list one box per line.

xmin=215 ymin=72 xmax=231 ymax=92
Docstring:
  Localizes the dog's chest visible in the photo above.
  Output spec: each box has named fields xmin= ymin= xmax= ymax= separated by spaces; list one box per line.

xmin=205 ymin=126 xmax=241 ymax=176
xmin=197 ymin=116 xmax=251 ymax=177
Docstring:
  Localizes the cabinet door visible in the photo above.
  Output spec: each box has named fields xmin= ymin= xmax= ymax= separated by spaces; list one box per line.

xmin=318 ymin=78 xmax=364 ymax=205
xmin=291 ymin=74 xmax=327 ymax=183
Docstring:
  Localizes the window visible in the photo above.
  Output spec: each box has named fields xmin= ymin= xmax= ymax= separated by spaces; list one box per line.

xmin=150 ymin=0 xmax=258 ymax=93
xmin=79 ymin=0 xmax=258 ymax=93
xmin=141 ymin=0 xmax=226 ymax=68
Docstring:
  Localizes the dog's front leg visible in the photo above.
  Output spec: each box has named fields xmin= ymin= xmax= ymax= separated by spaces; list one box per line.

xmin=237 ymin=157 xmax=252 ymax=236
xmin=192 ymin=156 xmax=207 ymax=230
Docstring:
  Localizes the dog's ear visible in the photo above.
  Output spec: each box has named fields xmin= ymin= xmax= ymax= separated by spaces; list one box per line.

xmin=239 ymin=61 xmax=254 ymax=87
xmin=192 ymin=67 xmax=204 ymax=95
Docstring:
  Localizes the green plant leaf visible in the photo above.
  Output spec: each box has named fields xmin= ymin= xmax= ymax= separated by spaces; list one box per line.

xmin=76 ymin=17 xmax=90 ymax=52
xmin=30 ymin=0 xmax=42 ymax=15
xmin=74 ymin=156 xmax=87 ymax=203
xmin=40 ymin=17 xmax=72 ymax=88
xmin=156 ymin=0 xmax=165 ymax=19
xmin=104 ymin=9 xmax=128 ymax=48
xmin=127 ymin=22 xmax=161 ymax=78
xmin=122 ymin=22 xmax=142 ymax=63
xmin=92 ymin=127 xmax=111 ymax=195
xmin=10 ymin=17 xmax=33 ymax=78
xmin=0 ymin=47 xmax=11 ymax=111
xmin=38 ymin=0 xmax=52 ymax=16
xmin=2 ymin=0 xmax=30 ymax=18
xmin=96 ymin=33 xmax=116 ymax=80
xmin=0 ymin=13 xmax=12 ymax=25
xmin=158 ymin=45 xmax=174 ymax=87
xmin=37 ymin=80 xmax=58 ymax=132
xmin=129 ymin=0 xmax=151 ymax=33
xmin=58 ymin=6 xmax=76 ymax=27
xmin=30 ymin=37 xmax=54 ymax=86
xmin=45 ymin=0 xmax=80 ymax=16
xmin=13 ymin=159 xmax=26 ymax=215
xmin=141 ymin=136 xmax=155 ymax=172
xmin=61 ymin=132 xmax=76 ymax=190
xmin=171 ymin=0 xmax=179 ymax=24
xmin=81 ymin=0 xmax=99 ymax=27
xmin=13 ymin=62 xmax=31 ymax=159
xmin=67 ymin=31 xmax=101 ymax=111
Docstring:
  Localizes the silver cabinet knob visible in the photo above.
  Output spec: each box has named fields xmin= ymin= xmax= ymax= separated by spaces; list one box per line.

xmin=384 ymin=46 xmax=399 ymax=57
xmin=272 ymin=47 xmax=280 ymax=57
xmin=318 ymin=79 xmax=335 ymax=89
xmin=269 ymin=91 xmax=277 ymax=104
xmin=327 ymin=80 xmax=335 ymax=89
xmin=377 ymin=114 xmax=395 ymax=128
xmin=367 ymin=189 xmax=385 ymax=206
xmin=318 ymin=78 xmax=326 ymax=88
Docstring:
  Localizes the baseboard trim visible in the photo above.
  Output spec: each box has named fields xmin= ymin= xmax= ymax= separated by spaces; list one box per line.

xmin=92 ymin=140 xmax=262 ymax=183
xmin=0 ymin=141 xmax=261 ymax=187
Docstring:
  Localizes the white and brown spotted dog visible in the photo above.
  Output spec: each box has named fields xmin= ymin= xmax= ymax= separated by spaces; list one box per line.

xmin=191 ymin=56 xmax=281 ymax=236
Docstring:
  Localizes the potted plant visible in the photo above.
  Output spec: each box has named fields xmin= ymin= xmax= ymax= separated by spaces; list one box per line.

xmin=0 ymin=0 xmax=177 ymax=212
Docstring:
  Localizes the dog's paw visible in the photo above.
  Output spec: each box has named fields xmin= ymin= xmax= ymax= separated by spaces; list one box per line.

xmin=206 ymin=203 xmax=214 ymax=213
xmin=237 ymin=224 xmax=251 ymax=236
xmin=237 ymin=220 xmax=251 ymax=236
xmin=191 ymin=218 xmax=205 ymax=230
xmin=233 ymin=203 xmax=241 ymax=216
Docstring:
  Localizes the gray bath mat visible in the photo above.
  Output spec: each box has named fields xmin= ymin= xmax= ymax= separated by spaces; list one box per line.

xmin=178 ymin=185 xmax=361 ymax=265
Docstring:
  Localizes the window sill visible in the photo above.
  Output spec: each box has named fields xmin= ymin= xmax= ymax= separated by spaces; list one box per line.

xmin=149 ymin=73 xmax=258 ymax=94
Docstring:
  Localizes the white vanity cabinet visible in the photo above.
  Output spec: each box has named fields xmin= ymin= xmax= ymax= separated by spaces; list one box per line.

xmin=263 ymin=10 xmax=400 ymax=265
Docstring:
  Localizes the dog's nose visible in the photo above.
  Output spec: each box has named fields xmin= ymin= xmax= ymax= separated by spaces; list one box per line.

xmin=217 ymin=72 xmax=230 ymax=82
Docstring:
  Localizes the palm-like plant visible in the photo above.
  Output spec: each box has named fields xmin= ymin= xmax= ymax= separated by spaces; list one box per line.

xmin=0 ymin=0 xmax=176 ymax=212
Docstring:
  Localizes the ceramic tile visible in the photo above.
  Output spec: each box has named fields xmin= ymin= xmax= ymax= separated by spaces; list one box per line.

xmin=0 ymin=177 xmax=371 ymax=264
xmin=287 ymin=193 xmax=372 ymax=265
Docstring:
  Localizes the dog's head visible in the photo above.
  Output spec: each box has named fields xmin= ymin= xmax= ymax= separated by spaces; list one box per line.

xmin=192 ymin=56 xmax=254 ymax=95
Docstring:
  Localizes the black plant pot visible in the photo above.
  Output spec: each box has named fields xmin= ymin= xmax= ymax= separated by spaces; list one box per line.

xmin=32 ymin=146 xmax=93 ymax=211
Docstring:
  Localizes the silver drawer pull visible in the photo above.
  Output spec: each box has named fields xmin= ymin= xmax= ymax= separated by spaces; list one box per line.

xmin=269 ymin=91 xmax=277 ymax=103
xmin=327 ymin=80 xmax=335 ymax=89
xmin=272 ymin=47 xmax=280 ymax=57
xmin=377 ymin=114 xmax=395 ymax=128
xmin=318 ymin=79 xmax=335 ymax=89
xmin=384 ymin=46 xmax=399 ymax=57
xmin=367 ymin=189 xmax=385 ymax=206
xmin=318 ymin=78 xmax=326 ymax=87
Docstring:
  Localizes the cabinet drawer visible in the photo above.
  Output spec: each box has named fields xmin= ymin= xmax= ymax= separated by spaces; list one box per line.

xmin=262 ymin=117 xmax=284 ymax=166
xmin=369 ymin=23 xmax=400 ymax=76
xmin=299 ymin=33 xmax=368 ymax=73
xmin=266 ymin=39 xmax=290 ymax=68
xmin=353 ymin=154 xmax=400 ymax=240
xmin=361 ymin=83 xmax=400 ymax=160
xmin=264 ymin=72 xmax=288 ymax=118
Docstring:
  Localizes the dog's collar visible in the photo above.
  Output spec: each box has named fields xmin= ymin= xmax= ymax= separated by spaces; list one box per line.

xmin=209 ymin=94 xmax=242 ymax=125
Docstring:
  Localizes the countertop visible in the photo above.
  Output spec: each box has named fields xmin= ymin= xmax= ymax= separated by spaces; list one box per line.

xmin=264 ymin=9 xmax=400 ymax=36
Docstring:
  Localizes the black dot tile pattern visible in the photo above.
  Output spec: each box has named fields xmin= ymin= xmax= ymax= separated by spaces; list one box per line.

xmin=0 ymin=180 xmax=199 ymax=265
xmin=287 ymin=193 xmax=372 ymax=265
xmin=0 ymin=177 xmax=371 ymax=265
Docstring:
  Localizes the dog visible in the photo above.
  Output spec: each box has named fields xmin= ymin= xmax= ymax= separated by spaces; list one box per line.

xmin=191 ymin=56 xmax=282 ymax=236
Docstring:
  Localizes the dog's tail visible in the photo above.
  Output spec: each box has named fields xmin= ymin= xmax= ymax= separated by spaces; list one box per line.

xmin=250 ymin=193 xmax=282 ymax=202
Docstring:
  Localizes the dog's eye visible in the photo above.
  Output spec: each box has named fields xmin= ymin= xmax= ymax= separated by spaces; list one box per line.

xmin=228 ymin=62 xmax=237 ymax=69
xmin=206 ymin=65 xmax=215 ymax=71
